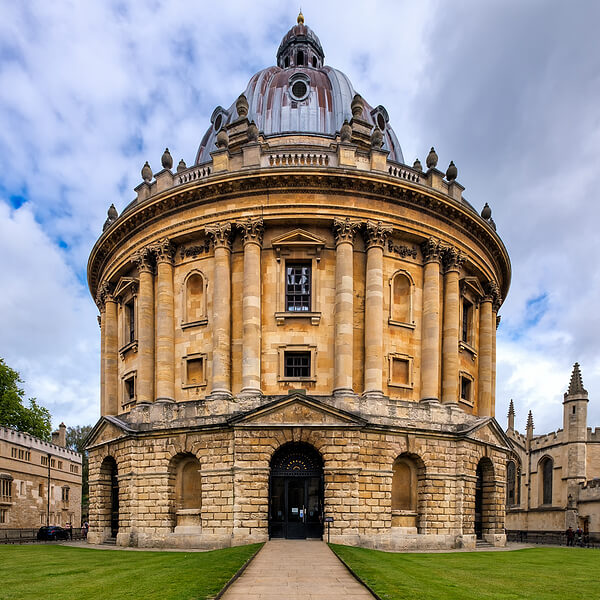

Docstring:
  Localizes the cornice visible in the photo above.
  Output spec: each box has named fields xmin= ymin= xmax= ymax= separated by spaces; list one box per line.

xmin=88 ymin=168 xmax=510 ymax=300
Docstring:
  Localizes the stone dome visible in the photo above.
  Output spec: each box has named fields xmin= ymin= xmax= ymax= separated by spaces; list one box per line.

xmin=195 ymin=18 xmax=404 ymax=165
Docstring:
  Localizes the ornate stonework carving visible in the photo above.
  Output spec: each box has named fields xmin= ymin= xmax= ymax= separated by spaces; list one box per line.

xmin=133 ymin=246 xmax=154 ymax=274
xmin=236 ymin=217 xmax=264 ymax=246
xmin=333 ymin=217 xmax=361 ymax=245
xmin=180 ymin=240 xmax=211 ymax=259
xmin=364 ymin=221 xmax=392 ymax=249
xmin=442 ymin=245 xmax=464 ymax=273
xmin=420 ymin=237 xmax=443 ymax=264
xmin=485 ymin=281 xmax=502 ymax=311
xmin=205 ymin=223 xmax=233 ymax=250
xmin=95 ymin=281 xmax=115 ymax=310
xmin=151 ymin=238 xmax=176 ymax=264
xmin=387 ymin=240 xmax=418 ymax=259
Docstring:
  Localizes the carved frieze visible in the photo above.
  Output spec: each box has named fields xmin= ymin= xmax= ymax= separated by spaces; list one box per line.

xmin=333 ymin=217 xmax=361 ymax=245
xmin=179 ymin=240 xmax=211 ymax=260
xmin=387 ymin=240 xmax=418 ymax=259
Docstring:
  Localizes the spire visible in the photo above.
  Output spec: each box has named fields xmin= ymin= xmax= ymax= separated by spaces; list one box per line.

xmin=526 ymin=410 xmax=534 ymax=432
xmin=507 ymin=399 xmax=515 ymax=430
xmin=567 ymin=362 xmax=587 ymax=395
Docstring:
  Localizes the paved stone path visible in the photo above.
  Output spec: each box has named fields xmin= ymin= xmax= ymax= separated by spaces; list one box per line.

xmin=220 ymin=539 xmax=375 ymax=599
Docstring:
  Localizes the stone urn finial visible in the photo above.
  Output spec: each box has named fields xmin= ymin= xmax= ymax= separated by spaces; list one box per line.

xmin=426 ymin=147 xmax=438 ymax=169
xmin=141 ymin=161 xmax=152 ymax=182
xmin=161 ymin=148 xmax=173 ymax=170
xmin=340 ymin=120 xmax=352 ymax=142
xmin=236 ymin=93 xmax=249 ymax=118
xmin=481 ymin=202 xmax=492 ymax=220
xmin=371 ymin=127 xmax=383 ymax=149
xmin=107 ymin=203 xmax=118 ymax=220
xmin=177 ymin=159 xmax=187 ymax=173
xmin=247 ymin=120 xmax=259 ymax=142
xmin=413 ymin=158 xmax=422 ymax=172
xmin=216 ymin=128 xmax=229 ymax=149
xmin=351 ymin=94 xmax=364 ymax=119
xmin=446 ymin=160 xmax=458 ymax=181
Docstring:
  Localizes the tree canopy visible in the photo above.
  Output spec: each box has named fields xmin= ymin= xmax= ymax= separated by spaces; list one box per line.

xmin=0 ymin=358 xmax=52 ymax=441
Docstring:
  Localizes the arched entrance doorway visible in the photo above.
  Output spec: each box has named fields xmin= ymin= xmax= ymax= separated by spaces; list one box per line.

xmin=99 ymin=456 xmax=119 ymax=540
xmin=269 ymin=443 xmax=323 ymax=540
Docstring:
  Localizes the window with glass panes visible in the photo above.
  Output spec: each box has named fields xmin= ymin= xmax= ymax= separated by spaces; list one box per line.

xmin=284 ymin=351 xmax=311 ymax=378
xmin=286 ymin=263 xmax=311 ymax=311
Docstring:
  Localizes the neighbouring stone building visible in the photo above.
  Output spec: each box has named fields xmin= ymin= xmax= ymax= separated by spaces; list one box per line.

xmin=0 ymin=424 xmax=82 ymax=531
xmin=505 ymin=363 xmax=600 ymax=543
xmin=86 ymin=14 xmax=512 ymax=550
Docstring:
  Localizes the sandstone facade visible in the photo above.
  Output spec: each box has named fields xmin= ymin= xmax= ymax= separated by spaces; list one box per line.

xmin=86 ymin=16 xmax=511 ymax=550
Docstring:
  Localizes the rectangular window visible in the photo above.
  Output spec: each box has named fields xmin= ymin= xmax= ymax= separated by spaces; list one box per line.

xmin=125 ymin=299 xmax=135 ymax=343
xmin=0 ymin=509 xmax=7 ymax=524
xmin=285 ymin=263 xmax=311 ymax=312
xmin=57 ymin=461 xmax=63 ymax=470
xmin=1 ymin=479 xmax=12 ymax=500
xmin=390 ymin=357 xmax=410 ymax=387
xmin=460 ymin=376 xmax=471 ymax=403
xmin=62 ymin=487 xmax=70 ymax=502
xmin=284 ymin=351 xmax=311 ymax=379
xmin=462 ymin=299 xmax=473 ymax=343
xmin=70 ymin=464 xmax=79 ymax=474
xmin=50 ymin=459 xmax=56 ymax=468
xmin=11 ymin=447 xmax=17 ymax=458
xmin=186 ymin=357 xmax=204 ymax=385
xmin=124 ymin=376 xmax=135 ymax=403
xmin=39 ymin=484 xmax=44 ymax=497
xmin=41 ymin=456 xmax=49 ymax=466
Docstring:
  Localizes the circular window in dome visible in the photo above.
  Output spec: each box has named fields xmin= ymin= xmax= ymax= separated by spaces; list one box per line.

xmin=214 ymin=113 xmax=223 ymax=131
xmin=376 ymin=113 xmax=386 ymax=131
xmin=289 ymin=76 xmax=310 ymax=101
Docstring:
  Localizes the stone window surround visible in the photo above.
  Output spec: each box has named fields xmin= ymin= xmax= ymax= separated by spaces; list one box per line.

xmin=113 ymin=277 xmax=139 ymax=358
xmin=121 ymin=369 xmax=137 ymax=407
xmin=387 ymin=353 xmax=414 ymax=389
xmin=278 ymin=344 xmax=317 ymax=383
xmin=388 ymin=269 xmax=416 ymax=329
xmin=181 ymin=352 xmax=208 ymax=389
xmin=181 ymin=269 xmax=208 ymax=329
xmin=459 ymin=371 xmax=474 ymax=406
xmin=459 ymin=277 xmax=484 ymax=359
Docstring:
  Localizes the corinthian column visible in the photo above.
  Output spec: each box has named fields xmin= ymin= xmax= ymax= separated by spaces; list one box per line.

xmin=442 ymin=246 xmax=463 ymax=405
xmin=96 ymin=290 xmax=107 ymax=415
xmin=420 ymin=238 xmax=442 ymax=403
xmin=206 ymin=223 xmax=233 ymax=398
xmin=134 ymin=247 xmax=155 ymax=404
xmin=479 ymin=283 xmax=501 ymax=417
xmin=363 ymin=221 xmax=391 ymax=397
xmin=237 ymin=218 xmax=264 ymax=397
xmin=152 ymin=238 xmax=176 ymax=402
xmin=333 ymin=218 xmax=360 ymax=396
xmin=103 ymin=285 xmax=119 ymax=415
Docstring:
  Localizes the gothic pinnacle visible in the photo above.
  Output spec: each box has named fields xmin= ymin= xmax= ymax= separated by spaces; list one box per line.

xmin=526 ymin=410 xmax=534 ymax=431
xmin=508 ymin=399 xmax=515 ymax=419
xmin=568 ymin=362 xmax=587 ymax=395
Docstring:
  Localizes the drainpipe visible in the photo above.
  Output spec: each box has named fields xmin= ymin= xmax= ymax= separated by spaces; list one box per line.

xmin=47 ymin=453 xmax=51 ymax=527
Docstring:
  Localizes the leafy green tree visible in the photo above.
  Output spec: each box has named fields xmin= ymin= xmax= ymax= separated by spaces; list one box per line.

xmin=66 ymin=424 xmax=92 ymax=515
xmin=0 ymin=358 xmax=52 ymax=440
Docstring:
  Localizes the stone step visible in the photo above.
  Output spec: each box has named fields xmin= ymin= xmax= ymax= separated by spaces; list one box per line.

xmin=102 ymin=537 xmax=117 ymax=545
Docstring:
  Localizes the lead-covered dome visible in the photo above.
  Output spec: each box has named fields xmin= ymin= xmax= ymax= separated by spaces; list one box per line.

xmin=195 ymin=16 xmax=404 ymax=165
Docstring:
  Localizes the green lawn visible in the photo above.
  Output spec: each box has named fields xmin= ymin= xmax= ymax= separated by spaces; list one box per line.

xmin=0 ymin=543 xmax=262 ymax=600
xmin=330 ymin=545 xmax=598 ymax=600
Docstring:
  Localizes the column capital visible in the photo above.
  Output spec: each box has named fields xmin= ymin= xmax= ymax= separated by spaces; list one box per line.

xmin=496 ymin=314 xmax=502 ymax=330
xmin=442 ymin=245 xmax=464 ymax=273
xmin=133 ymin=246 xmax=155 ymax=274
xmin=333 ymin=217 xmax=361 ymax=246
xmin=151 ymin=238 xmax=176 ymax=265
xmin=364 ymin=220 xmax=392 ymax=249
xmin=206 ymin=222 xmax=233 ymax=250
xmin=484 ymin=280 xmax=502 ymax=311
xmin=236 ymin=217 xmax=264 ymax=247
xmin=95 ymin=281 xmax=115 ymax=310
xmin=421 ymin=237 xmax=443 ymax=264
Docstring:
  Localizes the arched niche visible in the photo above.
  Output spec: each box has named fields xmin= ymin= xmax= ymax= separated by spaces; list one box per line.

xmin=182 ymin=271 xmax=207 ymax=328
xmin=391 ymin=453 xmax=425 ymax=533
xmin=169 ymin=453 xmax=202 ymax=533
xmin=389 ymin=270 xmax=415 ymax=327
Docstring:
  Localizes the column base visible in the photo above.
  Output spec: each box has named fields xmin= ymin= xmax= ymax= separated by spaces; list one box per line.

xmin=155 ymin=397 xmax=175 ymax=404
xmin=207 ymin=390 xmax=233 ymax=401
xmin=420 ymin=397 xmax=440 ymax=405
xmin=238 ymin=388 xmax=262 ymax=398
xmin=361 ymin=390 xmax=385 ymax=400
xmin=333 ymin=388 xmax=357 ymax=399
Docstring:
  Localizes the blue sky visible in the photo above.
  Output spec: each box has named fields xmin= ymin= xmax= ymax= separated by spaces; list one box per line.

xmin=1 ymin=0 xmax=599 ymax=435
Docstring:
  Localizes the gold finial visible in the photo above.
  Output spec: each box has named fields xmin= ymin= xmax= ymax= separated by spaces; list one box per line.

xmin=297 ymin=10 xmax=304 ymax=24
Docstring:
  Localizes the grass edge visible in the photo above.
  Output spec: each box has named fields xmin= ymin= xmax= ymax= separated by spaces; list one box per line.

xmin=212 ymin=543 xmax=265 ymax=600
xmin=328 ymin=544 xmax=383 ymax=600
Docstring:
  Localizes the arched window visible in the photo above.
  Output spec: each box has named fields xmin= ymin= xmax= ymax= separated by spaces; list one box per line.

xmin=390 ymin=271 xmax=413 ymax=325
xmin=297 ymin=50 xmax=304 ymax=66
xmin=312 ymin=56 xmax=317 ymax=67
xmin=540 ymin=456 xmax=553 ymax=505
xmin=183 ymin=272 xmax=206 ymax=326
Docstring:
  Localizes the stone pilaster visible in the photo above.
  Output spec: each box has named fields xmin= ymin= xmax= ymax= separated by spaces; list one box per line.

xmin=441 ymin=246 xmax=463 ymax=405
xmin=333 ymin=218 xmax=360 ymax=396
xmin=206 ymin=223 xmax=233 ymax=398
xmin=478 ymin=292 xmax=493 ymax=417
xmin=420 ymin=238 xmax=442 ymax=403
xmin=237 ymin=218 xmax=264 ymax=396
xmin=363 ymin=221 xmax=391 ymax=397
xmin=133 ymin=247 xmax=155 ymax=404
xmin=152 ymin=238 xmax=176 ymax=402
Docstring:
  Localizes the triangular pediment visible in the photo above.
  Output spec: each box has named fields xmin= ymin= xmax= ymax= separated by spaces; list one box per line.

xmin=228 ymin=394 xmax=366 ymax=427
xmin=85 ymin=416 xmax=133 ymax=450
xmin=460 ymin=276 xmax=485 ymax=298
xmin=271 ymin=229 xmax=326 ymax=248
xmin=113 ymin=276 xmax=138 ymax=300
xmin=460 ymin=417 xmax=512 ymax=450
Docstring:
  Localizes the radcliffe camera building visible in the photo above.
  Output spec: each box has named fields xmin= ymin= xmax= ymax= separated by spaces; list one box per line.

xmin=86 ymin=15 xmax=513 ymax=550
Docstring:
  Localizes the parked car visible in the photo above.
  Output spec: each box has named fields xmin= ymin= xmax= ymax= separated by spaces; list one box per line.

xmin=37 ymin=526 xmax=70 ymax=541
